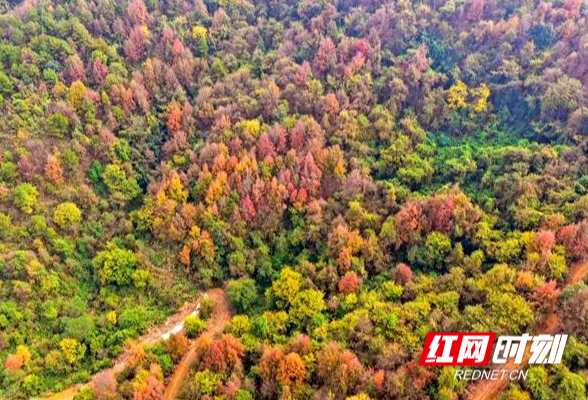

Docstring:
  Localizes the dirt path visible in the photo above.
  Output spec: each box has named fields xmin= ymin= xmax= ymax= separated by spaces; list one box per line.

xmin=163 ymin=288 xmax=233 ymax=400
xmin=39 ymin=387 xmax=82 ymax=400
xmin=464 ymin=262 xmax=588 ymax=400
xmin=35 ymin=297 xmax=202 ymax=400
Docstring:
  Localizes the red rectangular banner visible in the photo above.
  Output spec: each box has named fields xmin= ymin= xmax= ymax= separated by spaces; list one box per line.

xmin=419 ymin=333 xmax=496 ymax=366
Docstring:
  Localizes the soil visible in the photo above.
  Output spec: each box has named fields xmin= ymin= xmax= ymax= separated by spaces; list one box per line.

xmin=163 ymin=288 xmax=233 ymax=400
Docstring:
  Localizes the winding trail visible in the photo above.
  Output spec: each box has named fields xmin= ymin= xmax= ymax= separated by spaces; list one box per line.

xmin=36 ymin=296 xmax=202 ymax=400
xmin=163 ymin=288 xmax=233 ymax=400
xmin=464 ymin=262 xmax=588 ymax=400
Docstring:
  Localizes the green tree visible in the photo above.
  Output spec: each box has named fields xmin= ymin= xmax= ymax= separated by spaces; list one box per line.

xmin=184 ymin=315 xmax=207 ymax=338
xmin=93 ymin=244 xmax=138 ymax=286
xmin=61 ymin=149 xmax=80 ymax=174
xmin=60 ymin=338 xmax=86 ymax=364
xmin=13 ymin=183 xmax=38 ymax=214
xmin=53 ymin=202 xmax=82 ymax=229
xmin=226 ymin=278 xmax=258 ymax=313
xmin=188 ymin=369 xmax=222 ymax=397
xmin=234 ymin=390 xmax=255 ymax=400
xmin=267 ymin=267 xmax=304 ymax=309
xmin=118 ymin=305 xmax=151 ymax=334
xmin=289 ymin=289 xmax=326 ymax=332
xmin=488 ymin=292 xmax=533 ymax=334
xmin=525 ymin=367 xmax=549 ymax=400
xmin=0 ymin=70 xmax=13 ymax=95
xmin=197 ymin=36 xmax=209 ymax=57
xmin=63 ymin=314 xmax=95 ymax=341
xmin=409 ymin=231 xmax=452 ymax=269
xmin=102 ymin=164 xmax=141 ymax=201
xmin=381 ymin=281 xmax=403 ymax=302
xmin=45 ymin=113 xmax=71 ymax=137
xmin=69 ymin=80 xmax=87 ymax=108
xmin=559 ymin=372 xmax=586 ymax=400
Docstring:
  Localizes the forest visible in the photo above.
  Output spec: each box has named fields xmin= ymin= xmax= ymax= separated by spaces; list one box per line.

xmin=0 ymin=0 xmax=587 ymax=399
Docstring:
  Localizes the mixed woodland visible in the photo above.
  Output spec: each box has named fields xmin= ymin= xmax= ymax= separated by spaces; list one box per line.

xmin=0 ymin=0 xmax=588 ymax=399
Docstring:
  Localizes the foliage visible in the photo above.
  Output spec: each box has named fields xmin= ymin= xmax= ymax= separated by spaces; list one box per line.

xmin=0 ymin=0 xmax=588 ymax=398
xmin=13 ymin=183 xmax=38 ymax=214
xmin=53 ymin=202 xmax=82 ymax=229
xmin=184 ymin=315 xmax=207 ymax=338
xmin=226 ymin=278 xmax=258 ymax=314
xmin=93 ymin=245 xmax=138 ymax=286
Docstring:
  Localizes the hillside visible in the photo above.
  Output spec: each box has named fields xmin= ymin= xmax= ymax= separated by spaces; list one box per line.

xmin=0 ymin=0 xmax=587 ymax=399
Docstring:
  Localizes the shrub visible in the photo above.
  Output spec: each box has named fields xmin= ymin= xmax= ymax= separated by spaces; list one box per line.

xmin=184 ymin=315 xmax=207 ymax=338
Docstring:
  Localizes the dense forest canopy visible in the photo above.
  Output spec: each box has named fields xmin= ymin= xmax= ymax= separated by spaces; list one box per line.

xmin=0 ymin=0 xmax=587 ymax=399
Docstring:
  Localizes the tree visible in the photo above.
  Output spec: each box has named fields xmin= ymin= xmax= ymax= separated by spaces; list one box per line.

xmin=16 ymin=345 xmax=32 ymax=365
xmin=45 ymin=154 xmax=65 ymax=185
xmin=166 ymin=332 xmax=189 ymax=363
xmin=561 ymin=288 xmax=588 ymax=335
xmin=197 ymin=35 xmax=209 ymax=57
xmin=313 ymin=37 xmax=336 ymax=73
xmin=448 ymin=80 xmax=468 ymax=110
xmin=102 ymin=164 xmax=142 ymax=201
xmin=409 ymin=231 xmax=452 ymax=269
xmin=13 ymin=183 xmax=38 ymax=214
xmin=134 ymin=374 xmax=164 ymax=400
xmin=525 ymin=367 xmax=548 ymax=400
xmin=45 ymin=113 xmax=70 ymax=137
xmin=471 ymin=83 xmax=490 ymax=114
xmin=259 ymin=347 xmax=284 ymax=398
xmin=128 ymin=0 xmax=148 ymax=25
xmin=53 ymin=202 xmax=82 ymax=229
xmin=125 ymin=25 xmax=148 ymax=63
xmin=60 ymin=338 xmax=86 ymax=364
xmin=184 ymin=315 xmax=207 ymax=338
xmin=167 ymin=101 xmax=183 ymax=133
xmin=529 ymin=23 xmax=556 ymax=50
xmin=338 ymin=272 xmax=360 ymax=294
xmin=187 ymin=369 xmax=221 ymax=398
xmin=558 ymin=221 xmax=588 ymax=261
xmin=192 ymin=26 xmax=207 ymax=40
xmin=393 ymin=263 xmax=413 ymax=286
xmin=18 ymin=154 xmax=36 ymax=180
xmin=235 ymin=390 xmax=255 ymax=400
xmin=93 ymin=245 xmax=139 ymax=286
xmin=91 ymin=58 xmax=109 ymax=84
xmin=289 ymin=289 xmax=325 ymax=332
xmin=381 ymin=281 xmax=403 ymax=302
xmin=488 ymin=292 xmax=533 ymax=334
xmin=64 ymin=314 xmax=96 ymax=341
xmin=119 ymin=306 xmax=150 ymax=334
xmin=267 ymin=268 xmax=304 ymax=309
xmin=68 ymin=80 xmax=87 ymax=108
xmin=316 ymin=343 xmax=364 ymax=396
xmin=93 ymin=370 xmax=117 ymax=400
xmin=559 ymin=372 xmax=586 ymax=400
xmin=531 ymin=281 xmax=560 ymax=313
xmin=277 ymin=352 xmax=307 ymax=386
xmin=0 ymin=70 xmax=13 ymax=95
xmin=226 ymin=278 xmax=258 ymax=313
xmin=542 ymin=76 xmax=584 ymax=121
xmin=395 ymin=202 xmax=424 ymax=245
xmin=198 ymin=334 xmax=245 ymax=373
xmin=299 ymin=152 xmax=322 ymax=196
xmin=346 ymin=395 xmax=372 ymax=400
xmin=5 ymin=354 xmax=24 ymax=370
xmin=531 ymin=230 xmax=556 ymax=256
